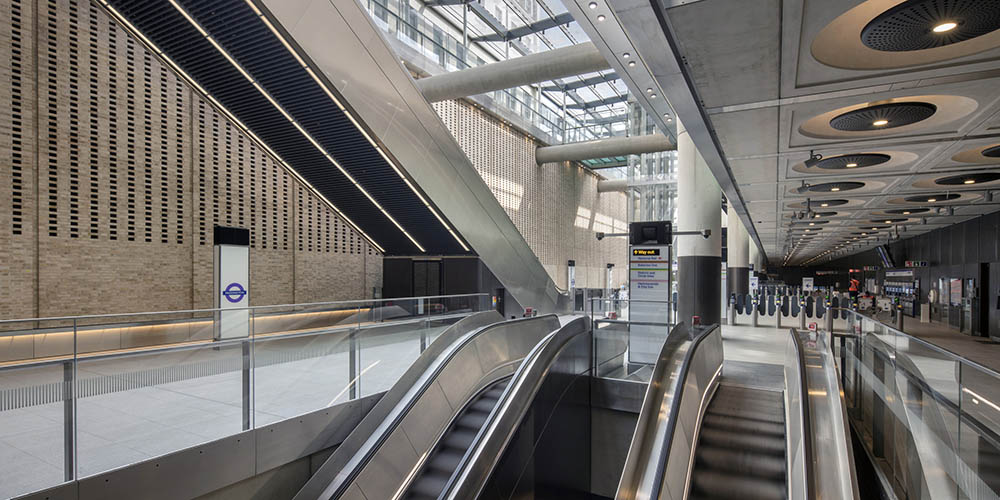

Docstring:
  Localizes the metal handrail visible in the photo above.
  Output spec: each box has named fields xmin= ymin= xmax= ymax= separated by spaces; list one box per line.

xmin=303 ymin=314 xmax=560 ymax=500
xmin=0 ymin=293 xmax=489 ymax=325
xmin=787 ymin=328 xmax=816 ymax=500
xmin=439 ymin=315 xmax=592 ymax=500
xmin=615 ymin=322 xmax=722 ymax=500
xmin=831 ymin=307 xmax=1000 ymax=380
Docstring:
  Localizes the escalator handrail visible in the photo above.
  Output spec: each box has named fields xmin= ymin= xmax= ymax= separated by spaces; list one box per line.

xmin=439 ymin=316 xmax=592 ymax=500
xmin=298 ymin=312 xmax=558 ymax=500
xmin=787 ymin=328 xmax=816 ymax=500
xmin=789 ymin=328 xmax=860 ymax=500
xmin=615 ymin=322 xmax=723 ymax=500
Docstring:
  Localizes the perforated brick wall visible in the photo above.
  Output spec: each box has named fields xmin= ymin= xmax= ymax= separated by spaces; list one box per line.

xmin=0 ymin=0 xmax=382 ymax=320
xmin=433 ymin=100 xmax=629 ymax=289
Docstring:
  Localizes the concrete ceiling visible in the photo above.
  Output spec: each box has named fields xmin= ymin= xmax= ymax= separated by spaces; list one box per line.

xmin=584 ymin=0 xmax=1000 ymax=266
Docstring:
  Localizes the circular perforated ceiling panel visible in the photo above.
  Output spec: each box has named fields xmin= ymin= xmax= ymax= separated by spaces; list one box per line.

xmin=885 ymin=208 xmax=929 ymax=215
xmin=802 ymin=182 xmax=866 ymax=193
xmin=830 ymin=102 xmax=937 ymax=131
xmin=935 ymin=172 xmax=1000 ymax=185
xmin=861 ymin=0 xmax=1000 ymax=52
xmin=813 ymin=199 xmax=849 ymax=207
xmin=905 ymin=193 xmax=961 ymax=202
xmin=814 ymin=153 xmax=891 ymax=170
xmin=983 ymin=145 xmax=1000 ymax=158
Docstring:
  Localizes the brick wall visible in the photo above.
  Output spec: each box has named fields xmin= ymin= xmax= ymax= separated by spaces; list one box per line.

xmin=433 ymin=100 xmax=629 ymax=290
xmin=0 ymin=0 xmax=382 ymax=320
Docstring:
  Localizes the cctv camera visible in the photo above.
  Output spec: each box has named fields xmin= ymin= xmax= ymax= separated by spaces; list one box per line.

xmin=596 ymin=232 xmax=605 ymax=241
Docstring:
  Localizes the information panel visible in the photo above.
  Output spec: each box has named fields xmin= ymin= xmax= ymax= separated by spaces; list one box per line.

xmin=214 ymin=226 xmax=250 ymax=340
xmin=629 ymin=245 xmax=670 ymax=364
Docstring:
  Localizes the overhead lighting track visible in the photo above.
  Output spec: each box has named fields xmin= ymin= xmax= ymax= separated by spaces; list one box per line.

xmin=242 ymin=0 xmax=469 ymax=252
xmin=95 ymin=0 xmax=387 ymax=253
xmin=162 ymin=0 xmax=432 ymax=253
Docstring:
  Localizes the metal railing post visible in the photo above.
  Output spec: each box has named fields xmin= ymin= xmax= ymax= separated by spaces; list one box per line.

xmin=242 ymin=309 xmax=252 ymax=431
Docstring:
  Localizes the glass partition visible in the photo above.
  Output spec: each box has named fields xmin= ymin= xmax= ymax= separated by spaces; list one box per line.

xmin=589 ymin=298 xmax=672 ymax=382
xmin=0 ymin=293 xmax=489 ymax=499
xmin=834 ymin=308 xmax=1000 ymax=499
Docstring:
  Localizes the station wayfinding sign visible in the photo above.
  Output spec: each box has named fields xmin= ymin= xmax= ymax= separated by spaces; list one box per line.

xmin=629 ymin=245 xmax=670 ymax=364
xmin=214 ymin=226 xmax=250 ymax=340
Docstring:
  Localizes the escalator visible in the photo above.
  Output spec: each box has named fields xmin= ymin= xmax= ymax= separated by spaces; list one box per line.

xmin=616 ymin=325 xmax=857 ymax=500
xmin=689 ymin=386 xmax=787 ymax=500
xmin=406 ymin=378 xmax=510 ymax=499
xmin=295 ymin=313 xmax=592 ymax=500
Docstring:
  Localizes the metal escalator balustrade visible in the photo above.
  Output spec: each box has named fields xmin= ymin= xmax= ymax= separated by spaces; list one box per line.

xmin=439 ymin=315 xmax=593 ymax=499
xmin=615 ymin=322 xmax=724 ymax=500
xmin=296 ymin=314 xmax=564 ymax=500
xmin=835 ymin=307 xmax=1000 ymax=500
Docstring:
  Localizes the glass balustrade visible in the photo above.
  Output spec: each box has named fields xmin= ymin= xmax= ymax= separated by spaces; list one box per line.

xmin=0 ymin=293 xmax=489 ymax=499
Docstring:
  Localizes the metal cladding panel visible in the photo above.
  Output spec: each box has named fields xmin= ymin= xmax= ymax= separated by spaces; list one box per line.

xmin=104 ymin=0 xmax=467 ymax=255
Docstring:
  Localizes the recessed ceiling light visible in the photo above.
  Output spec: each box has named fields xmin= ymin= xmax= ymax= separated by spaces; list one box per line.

xmin=628 ymin=61 xmax=636 ymax=67
xmin=846 ymin=163 xmax=858 ymax=168
xmin=814 ymin=214 xmax=820 ymax=218
xmin=809 ymin=222 xmax=815 ymax=226
xmin=927 ymin=198 xmax=937 ymax=202
xmin=805 ymin=229 xmax=811 ymax=232
xmin=831 ymin=187 xmax=841 ymax=192
xmin=646 ymin=88 xmax=653 ymax=93
xmin=650 ymin=94 xmax=657 ymax=99
xmin=902 ymin=211 xmax=910 ymax=215
xmin=622 ymin=52 xmax=630 ymax=59
xmin=588 ymin=2 xmax=598 ymax=9
xmin=820 ymin=203 xmax=829 ymax=207
xmin=933 ymin=21 xmax=957 ymax=33
xmin=861 ymin=233 xmax=867 ymax=236
xmin=964 ymin=179 xmax=976 ymax=184
xmin=885 ymin=220 xmax=892 ymax=224
xmin=872 ymin=119 xmax=889 ymax=127
xmin=597 ymin=14 xmax=606 ymax=21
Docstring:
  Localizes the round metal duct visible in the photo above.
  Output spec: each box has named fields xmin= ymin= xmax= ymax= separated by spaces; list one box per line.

xmin=830 ymin=102 xmax=937 ymax=131
xmin=983 ymin=145 xmax=1000 ymax=158
xmin=814 ymin=153 xmax=891 ymax=170
xmin=885 ymin=208 xmax=929 ymax=215
xmin=861 ymin=0 xmax=1000 ymax=52
xmin=905 ymin=193 xmax=961 ymax=202
xmin=801 ymin=182 xmax=865 ymax=193
xmin=935 ymin=172 xmax=1000 ymax=185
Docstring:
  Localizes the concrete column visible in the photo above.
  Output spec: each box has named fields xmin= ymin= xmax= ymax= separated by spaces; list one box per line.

xmin=676 ymin=119 xmax=722 ymax=325
xmin=726 ymin=205 xmax=750 ymax=298
xmin=749 ymin=242 xmax=760 ymax=274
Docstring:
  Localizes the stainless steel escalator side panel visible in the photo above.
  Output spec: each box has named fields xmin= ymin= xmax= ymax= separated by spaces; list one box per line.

xmin=296 ymin=311 xmax=502 ymax=500
xmin=614 ymin=323 xmax=724 ymax=500
xmin=295 ymin=314 xmax=560 ymax=500
xmin=257 ymin=0 xmax=562 ymax=313
xmin=788 ymin=329 xmax=860 ymax=500
xmin=440 ymin=315 xmax=594 ymax=500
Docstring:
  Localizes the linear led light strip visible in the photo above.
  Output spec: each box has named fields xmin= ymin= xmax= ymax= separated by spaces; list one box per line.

xmin=163 ymin=0 xmax=429 ymax=253
xmin=95 ymin=0 xmax=386 ymax=254
xmin=242 ymin=0 xmax=470 ymax=252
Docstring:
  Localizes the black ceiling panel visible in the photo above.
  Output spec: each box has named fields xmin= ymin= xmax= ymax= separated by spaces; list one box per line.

xmin=105 ymin=0 xmax=469 ymax=255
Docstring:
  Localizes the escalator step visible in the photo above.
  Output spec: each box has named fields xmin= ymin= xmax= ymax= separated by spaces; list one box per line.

xmin=471 ymin=398 xmax=498 ymax=413
xmin=443 ymin=428 xmax=478 ymax=450
xmin=698 ymin=427 xmax=786 ymax=455
xmin=706 ymin=404 xmax=784 ymax=424
xmin=701 ymin=413 xmax=785 ymax=436
xmin=427 ymin=449 xmax=464 ymax=473
xmin=408 ymin=470 xmax=451 ymax=499
xmin=456 ymin=410 xmax=490 ymax=430
xmin=695 ymin=445 xmax=786 ymax=479
xmin=690 ymin=470 xmax=786 ymax=500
